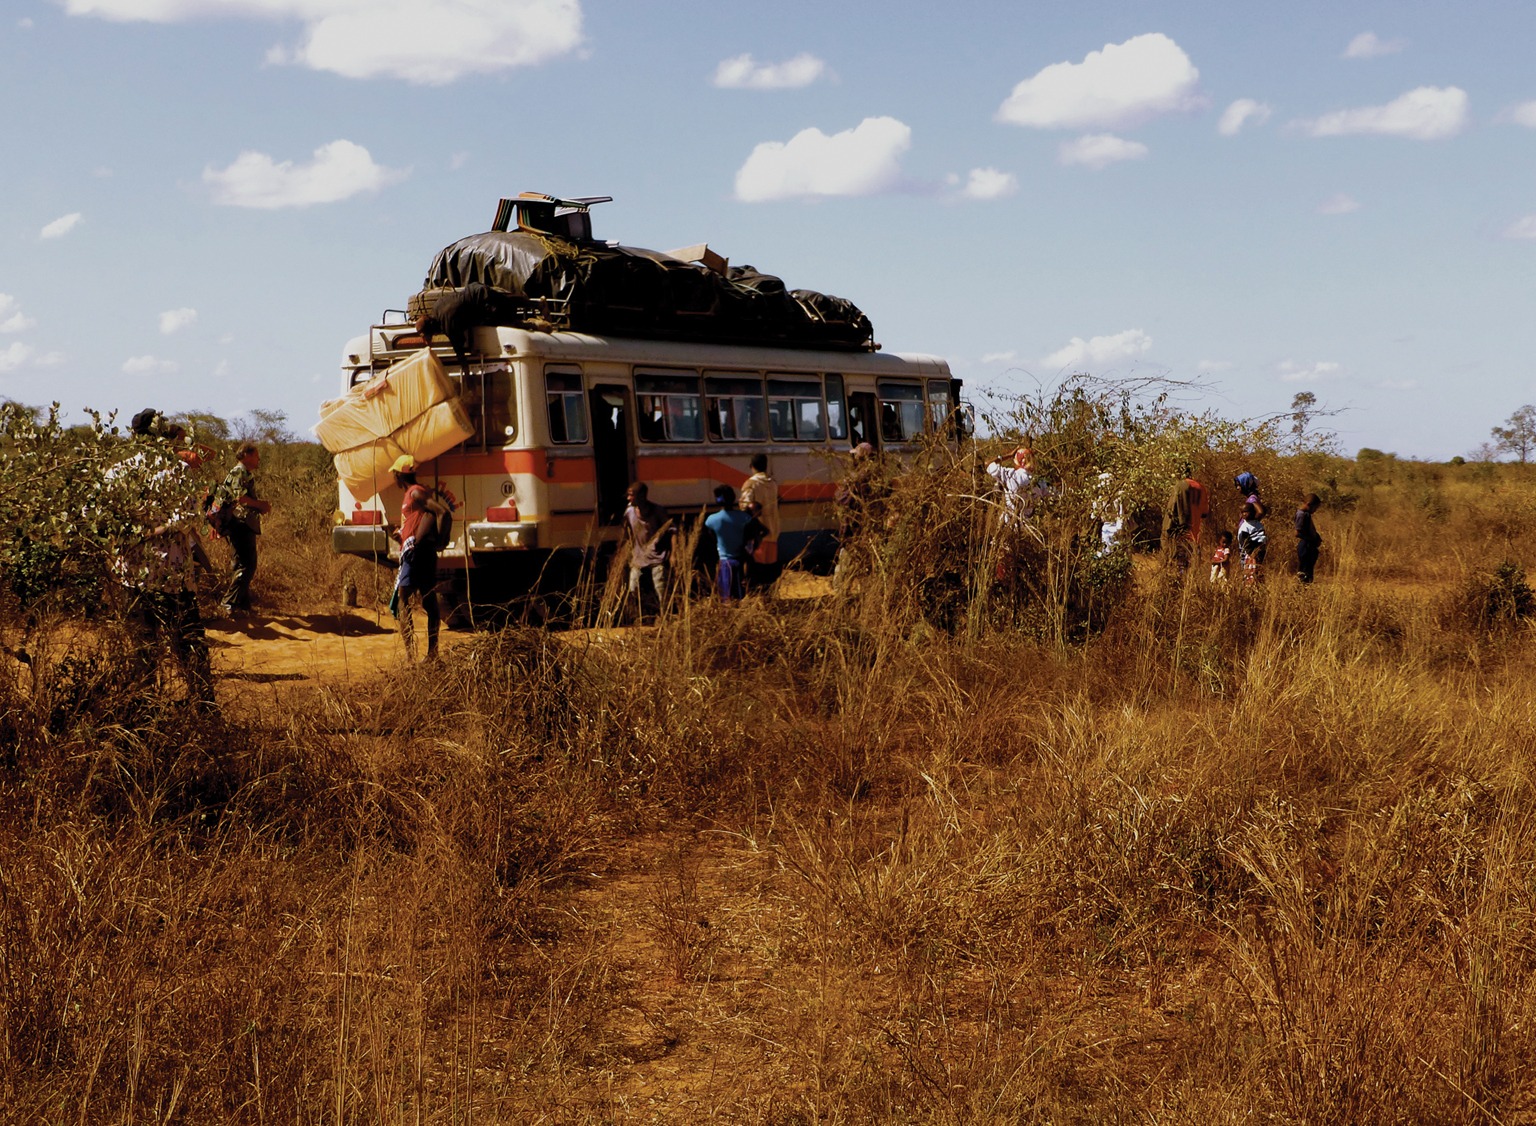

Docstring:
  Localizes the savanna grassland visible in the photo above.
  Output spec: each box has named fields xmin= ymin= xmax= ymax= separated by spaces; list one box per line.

xmin=3 ymin=400 xmax=1536 ymax=1124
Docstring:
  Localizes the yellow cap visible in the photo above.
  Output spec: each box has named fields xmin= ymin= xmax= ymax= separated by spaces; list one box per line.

xmin=389 ymin=455 xmax=417 ymax=474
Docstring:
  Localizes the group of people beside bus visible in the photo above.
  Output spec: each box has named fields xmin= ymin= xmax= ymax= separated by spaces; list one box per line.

xmin=622 ymin=451 xmax=781 ymax=620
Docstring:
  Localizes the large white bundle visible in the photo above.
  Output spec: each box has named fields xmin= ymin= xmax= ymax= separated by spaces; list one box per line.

xmin=395 ymin=398 xmax=474 ymax=464
xmin=334 ymin=436 xmax=407 ymax=501
xmin=313 ymin=350 xmax=453 ymax=453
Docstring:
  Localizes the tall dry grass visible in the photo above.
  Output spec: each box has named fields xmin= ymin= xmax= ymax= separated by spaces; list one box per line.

xmin=2 ymin=442 xmax=1536 ymax=1121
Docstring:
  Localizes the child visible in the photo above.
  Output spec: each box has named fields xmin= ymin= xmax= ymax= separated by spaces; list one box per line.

xmin=1210 ymin=530 xmax=1233 ymax=583
xmin=1236 ymin=501 xmax=1268 ymax=585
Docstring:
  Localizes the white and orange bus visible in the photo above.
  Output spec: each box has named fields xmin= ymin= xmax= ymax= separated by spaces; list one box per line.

xmin=331 ymin=322 xmax=960 ymax=597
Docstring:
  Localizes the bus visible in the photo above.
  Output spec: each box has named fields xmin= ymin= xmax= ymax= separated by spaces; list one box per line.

xmin=330 ymin=322 xmax=960 ymax=599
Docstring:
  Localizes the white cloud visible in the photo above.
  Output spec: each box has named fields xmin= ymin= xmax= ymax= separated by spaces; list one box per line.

xmin=159 ymin=307 xmax=198 ymax=334
xmin=0 ymin=343 xmax=32 ymax=372
xmin=1505 ymin=101 xmax=1536 ymax=128
xmin=122 ymin=355 xmax=179 ymax=375
xmin=734 ymin=116 xmax=911 ymax=202
xmin=1218 ymin=98 xmax=1271 ymax=136
xmin=1502 ymin=215 xmax=1536 ymax=240
xmin=1318 ymin=193 xmax=1361 ymax=215
xmin=0 ymin=295 xmax=36 ymax=333
xmin=713 ymin=52 xmax=826 ymax=90
xmin=1277 ymin=359 xmax=1342 ymax=383
xmin=980 ymin=350 xmax=1018 ymax=364
xmin=449 ymin=151 xmax=470 ymax=170
xmin=1058 ymin=133 xmax=1148 ymax=170
xmin=40 ymin=212 xmax=83 ymax=239
xmin=1300 ymin=86 xmax=1468 ymax=140
xmin=1196 ymin=359 xmax=1232 ymax=374
xmin=62 ymin=0 xmax=584 ymax=85
xmin=203 ymin=140 xmax=407 ymax=209
xmin=1044 ymin=329 xmax=1152 ymax=371
xmin=19 ymin=16 xmax=34 ymax=27
xmin=1343 ymin=32 xmax=1405 ymax=59
xmin=996 ymin=33 xmax=1200 ymax=130
xmin=958 ymin=168 xmax=1018 ymax=200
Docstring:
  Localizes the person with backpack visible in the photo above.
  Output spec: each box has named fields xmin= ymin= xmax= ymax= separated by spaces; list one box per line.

xmin=217 ymin=442 xmax=271 ymax=617
xmin=389 ymin=455 xmax=452 ymax=661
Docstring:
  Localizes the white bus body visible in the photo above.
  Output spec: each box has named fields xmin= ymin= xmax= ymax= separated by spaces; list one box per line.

xmin=332 ymin=323 xmax=958 ymax=591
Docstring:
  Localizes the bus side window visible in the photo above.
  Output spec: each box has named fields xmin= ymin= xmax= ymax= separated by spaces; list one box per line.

xmin=825 ymin=374 xmax=848 ymax=441
xmin=635 ymin=373 xmax=704 ymax=442
xmin=768 ymin=377 xmax=825 ymax=440
xmin=878 ymin=381 xmax=924 ymax=443
xmin=546 ymin=368 xmax=588 ymax=443
xmin=706 ymin=375 xmax=767 ymax=441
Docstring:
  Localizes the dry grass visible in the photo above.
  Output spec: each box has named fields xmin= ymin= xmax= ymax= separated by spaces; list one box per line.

xmin=2 ymin=451 xmax=1536 ymax=1122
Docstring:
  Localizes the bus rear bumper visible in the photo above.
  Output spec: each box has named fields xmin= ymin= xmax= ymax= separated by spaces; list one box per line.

xmin=466 ymin=521 xmax=539 ymax=551
xmin=332 ymin=525 xmax=392 ymax=558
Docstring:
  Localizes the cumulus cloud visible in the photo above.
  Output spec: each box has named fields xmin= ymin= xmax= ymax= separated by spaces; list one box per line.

xmin=713 ymin=52 xmax=826 ymax=90
xmin=734 ymin=116 xmax=911 ymax=202
xmin=1278 ymin=359 xmax=1342 ymax=383
xmin=1318 ymin=193 xmax=1361 ymax=215
xmin=1343 ymin=32 xmax=1405 ymax=59
xmin=1300 ymin=86 xmax=1468 ymax=140
xmin=1218 ymin=98 xmax=1271 ymax=136
xmin=0 ymin=295 xmax=36 ymax=334
xmin=1504 ymin=101 xmax=1536 ymax=128
xmin=1058 ymin=133 xmax=1147 ymax=169
xmin=204 ymin=140 xmax=407 ymax=208
xmin=158 ymin=307 xmax=198 ymax=334
xmin=62 ymin=0 xmax=583 ymax=84
xmin=1043 ymin=329 xmax=1152 ymax=371
xmin=1503 ymin=215 xmax=1536 ymax=240
xmin=957 ymin=167 xmax=1018 ymax=200
xmin=996 ymin=33 xmax=1200 ymax=130
xmin=0 ymin=343 xmax=32 ymax=372
xmin=40 ymin=212 xmax=83 ymax=239
xmin=122 ymin=355 xmax=179 ymax=375
xmin=980 ymin=350 xmax=1018 ymax=364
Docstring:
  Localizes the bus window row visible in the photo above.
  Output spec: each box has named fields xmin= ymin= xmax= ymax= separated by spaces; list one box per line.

xmin=545 ymin=366 xmax=956 ymax=447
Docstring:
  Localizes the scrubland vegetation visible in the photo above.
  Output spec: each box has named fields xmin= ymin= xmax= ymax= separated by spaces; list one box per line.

xmin=3 ymin=394 xmax=1536 ymax=1123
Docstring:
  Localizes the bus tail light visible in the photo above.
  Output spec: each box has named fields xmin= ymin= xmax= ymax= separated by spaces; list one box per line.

xmin=485 ymin=503 xmax=520 ymax=522
xmin=349 ymin=508 xmax=384 ymax=525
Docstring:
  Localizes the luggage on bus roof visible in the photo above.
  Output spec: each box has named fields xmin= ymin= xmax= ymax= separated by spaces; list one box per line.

xmin=416 ymin=228 xmax=875 ymax=352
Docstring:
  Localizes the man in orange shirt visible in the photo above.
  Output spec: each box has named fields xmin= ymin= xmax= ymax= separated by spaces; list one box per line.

xmin=1166 ymin=469 xmax=1209 ymax=571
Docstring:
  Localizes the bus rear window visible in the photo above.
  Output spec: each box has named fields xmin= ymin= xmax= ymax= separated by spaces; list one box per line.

xmin=878 ymin=381 xmax=925 ymax=443
xmin=706 ymin=375 xmax=767 ymax=441
xmin=545 ymin=368 xmax=588 ymax=444
xmin=636 ymin=373 xmax=703 ymax=442
xmin=767 ymin=378 xmax=826 ymax=441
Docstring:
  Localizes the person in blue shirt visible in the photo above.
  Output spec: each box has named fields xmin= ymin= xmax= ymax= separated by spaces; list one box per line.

xmin=703 ymin=484 xmax=760 ymax=600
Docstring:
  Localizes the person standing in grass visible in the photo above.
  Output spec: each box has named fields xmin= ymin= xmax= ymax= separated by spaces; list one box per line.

xmin=389 ymin=455 xmax=449 ymax=661
xmin=1166 ymin=468 xmax=1209 ymax=570
xmin=623 ymin=481 xmax=671 ymax=623
xmin=218 ymin=442 xmax=270 ymax=617
xmin=704 ymin=484 xmax=756 ymax=601
xmin=740 ymin=452 xmax=781 ymax=585
xmin=1237 ymin=500 xmax=1268 ymax=585
xmin=1295 ymin=493 xmax=1324 ymax=583
xmin=1210 ymin=530 xmax=1234 ymax=584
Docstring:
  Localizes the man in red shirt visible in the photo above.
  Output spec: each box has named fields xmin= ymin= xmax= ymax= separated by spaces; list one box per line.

xmin=1166 ymin=470 xmax=1208 ymax=571
xmin=389 ymin=456 xmax=450 ymax=661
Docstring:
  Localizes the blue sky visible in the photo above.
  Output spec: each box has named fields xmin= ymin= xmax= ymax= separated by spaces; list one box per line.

xmin=5 ymin=0 xmax=1536 ymax=458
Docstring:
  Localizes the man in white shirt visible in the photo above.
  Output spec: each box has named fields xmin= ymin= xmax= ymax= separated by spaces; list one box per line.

xmin=986 ymin=446 xmax=1040 ymax=525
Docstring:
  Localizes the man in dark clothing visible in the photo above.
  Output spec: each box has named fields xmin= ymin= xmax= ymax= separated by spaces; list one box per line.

xmin=218 ymin=442 xmax=270 ymax=616
xmin=1295 ymin=494 xmax=1323 ymax=583
xmin=415 ymin=282 xmax=524 ymax=373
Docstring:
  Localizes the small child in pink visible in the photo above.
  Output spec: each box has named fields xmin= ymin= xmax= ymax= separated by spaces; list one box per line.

xmin=1210 ymin=531 xmax=1233 ymax=583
